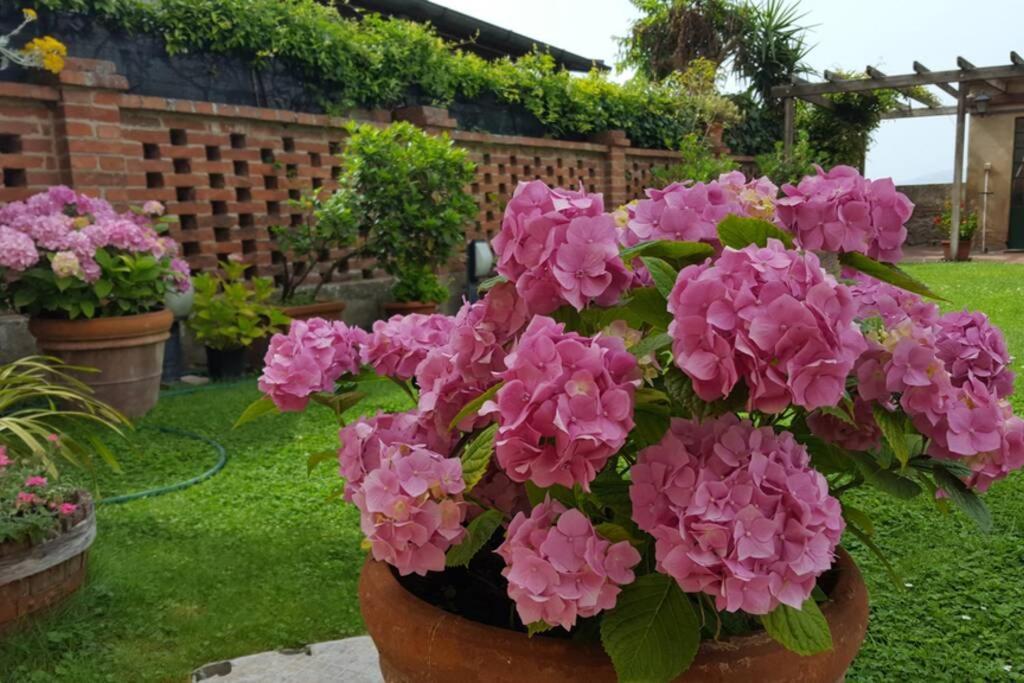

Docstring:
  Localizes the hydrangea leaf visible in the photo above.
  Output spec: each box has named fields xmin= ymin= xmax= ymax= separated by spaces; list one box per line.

xmin=590 ymin=468 xmax=634 ymax=521
xmin=932 ymin=465 xmax=993 ymax=532
xmin=476 ymin=274 xmax=507 ymax=293
xmin=717 ymin=215 xmax=795 ymax=249
xmin=620 ymin=240 xmax=713 ymax=266
xmin=233 ymin=395 xmax=280 ymax=429
xmin=631 ymin=332 xmax=672 ymax=358
xmin=839 ymin=251 xmax=946 ymax=301
xmin=448 ymin=382 xmax=503 ymax=432
xmin=841 ymin=504 xmax=875 ymax=536
xmin=872 ymin=406 xmax=911 ymax=467
xmin=445 ymin=508 xmax=503 ymax=567
xmin=600 ymin=573 xmax=700 ymax=683
xmin=639 ymin=257 xmax=678 ymax=299
xmin=623 ymin=287 xmax=673 ymax=329
xmin=761 ymin=597 xmax=833 ymax=656
xmin=848 ymin=451 xmax=922 ymax=499
xmin=527 ymin=621 xmax=553 ymax=637
xmin=460 ymin=424 xmax=497 ymax=491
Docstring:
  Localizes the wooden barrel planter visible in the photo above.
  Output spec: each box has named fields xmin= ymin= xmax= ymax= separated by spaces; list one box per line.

xmin=0 ymin=494 xmax=95 ymax=635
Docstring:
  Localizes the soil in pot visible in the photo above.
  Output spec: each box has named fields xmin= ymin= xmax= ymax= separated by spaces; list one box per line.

xmin=383 ymin=301 xmax=439 ymax=316
xmin=360 ymin=545 xmax=869 ymax=683
xmin=29 ymin=309 xmax=172 ymax=419
xmin=206 ymin=346 xmax=248 ymax=380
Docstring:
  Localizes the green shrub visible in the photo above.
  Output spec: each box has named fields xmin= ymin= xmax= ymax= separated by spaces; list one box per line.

xmin=754 ymin=129 xmax=821 ymax=186
xmin=650 ymin=132 xmax=739 ymax=186
xmin=188 ymin=260 xmax=289 ymax=350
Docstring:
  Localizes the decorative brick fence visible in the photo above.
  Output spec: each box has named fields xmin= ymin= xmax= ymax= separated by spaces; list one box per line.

xmin=0 ymin=58 xmax=753 ymax=284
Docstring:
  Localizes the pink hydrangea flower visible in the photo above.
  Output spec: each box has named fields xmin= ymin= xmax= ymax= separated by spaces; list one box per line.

xmin=847 ymin=270 xmax=940 ymax=328
xmin=259 ymin=318 xmax=367 ymax=411
xmin=352 ymin=443 xmax=466 ymax=576
xmin=629 ymin=416 xmax=844 ymax=614
xmin=16 ymin=491 xmax=40 ymax=506
xmin=484 ymin=316 xmax=640 ymax=490
xmin=169 ymin=258 xmax=191 ymax=293
xmin=142 ymin=200 xmax=165 ymax=216
xmin=496 ymin=498 xmax=641 ymax=629
xmin=470 ymin=463 xmax=530 ymax=520
xmin=933 ymin=310 xmax=1014 ymax=398
xmin=51 ymin=250 xmax=83 ymax=279
xmin=492 ymin=180 xmax=629 ymax=314
xmin=361 ymin=313 xmax=456 ymax=381
xmin=24 ymin=475 xmax=48 ymax=488
xmin=0 ymin=226 xmax=40 ymax=271
xmin=668 ymin=239 xmax=866 ymax=413
xmin=0 ymin=446 xmax=11 ymax=468
xmin=58 ymin=503 xmax=78 ymax=517
xmin=776 ymin=166 xmax=913 ymax=262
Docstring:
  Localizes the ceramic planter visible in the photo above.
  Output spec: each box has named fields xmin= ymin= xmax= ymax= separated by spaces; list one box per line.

xmin=359 ymin=548 xmax=869 ymax=683
xmin=29 ymin=309 xmax=173 ymax=418
xmin=383 ymin=301 xmax=439 ymax=316
xmin=0 ymin=493 xmax=95 ymax=634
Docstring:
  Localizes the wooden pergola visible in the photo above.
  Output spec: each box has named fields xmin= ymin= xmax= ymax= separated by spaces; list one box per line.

xmin=771 ymin=54 xmax=1024 ymax=254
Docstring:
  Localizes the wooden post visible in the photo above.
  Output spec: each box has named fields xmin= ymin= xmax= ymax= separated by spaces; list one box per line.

xmin=783 ymin=97 xmax=795 ymax=161
xmin=950 ymin=86 xmax=967 ymax=257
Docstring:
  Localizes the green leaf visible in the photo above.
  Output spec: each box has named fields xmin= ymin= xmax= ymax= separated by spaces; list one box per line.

xmin=814 ymin=404 xmax=857 ymax=428
xmin=12 ymin=288 xmax=37 ymax=308
xmin=629 ymin=406 xmax=671 ymax=450
xmin=527 ymin=621 xmax=553 ymax=637
xmin=448 ymin=382 xmax=503 ymax=432
xmin=311 ymin=390 xmax=366 ymax=418
xmin=872 ymin=406 xmax=911 ymax=467
xmin=845 ymin=525 xmax=902 ymax=586
xmin=461 ymin=424 xmax=497 ymax=491
xmin=848 ymin=451 xmax=922 ymax=499
xmin=623 ymin=287 xmax=673 ymax=329
xmin=631 ymin=332 xmax=672 ymax=358
xmin=525 ymin=481 xmax=575 ymax=508
xmin=477 ymin=274 xmax=507 ymax=293
xmin=590 ymin=468 xmax=633 ymax=520
xmin=933 ymin=465 xmax=993 ymax=532
xmin=446 ymin=508 xmax=503 ymax=567
xmin=841 ymin=504 xmax=875 ymax=536
xmin=600 ymin=573 xmax=700 ymax=683
xmin=761 ymin=598 xmax=833 ymax=656
xmin=594 ymin=522 xmax=641 ymax=546
xmin=306 ymin=449 xmax=337 ymax=475
xmin=93 ymin=279 xmax=113 ymax=299
xmin=717 ymin=215 xmax=795 ymax=249
xmin=233 ymin=396 xmax=280 ymax=428
xmin=620 ymin=240 xmax=713 ymax=266
xmin=639 ymin=257 xmax=678 ymax=298
xmin=839 ymin=252 xmax=945 ymax=301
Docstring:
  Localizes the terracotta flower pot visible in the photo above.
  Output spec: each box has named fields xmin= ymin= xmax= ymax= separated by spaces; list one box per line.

xmin=0 ymin=493 xmax=95 ymax=635
xmin=29 ymin=309 xmax=173 ymax=419
xmin=359 ymin=548 xmax=869 ymax=683
xmin=941 ymin=238 xmax=973 ymax=261
xmin=280 ymin=299 xmax=347 ymax=322
xmin=383 ymin=301 xmax=439 ymax=316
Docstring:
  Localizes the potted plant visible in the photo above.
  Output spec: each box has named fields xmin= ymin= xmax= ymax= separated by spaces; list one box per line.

xmin=331 ymin=121 xmax=477 ymax=315
xmin=269 ymin=188 xmax=358 ymax=321
xmin=187 ymin=259 xmax=289 ymax=380
xmin=0 ymin=188 xmax=189 ymax=418
xmin=0 ymin=354 xmax=128 ymax=633
xmin=240 ymin=169 xmax=1023 ymax=682
xmin=936 ymin=200 xmax=978 ymax=261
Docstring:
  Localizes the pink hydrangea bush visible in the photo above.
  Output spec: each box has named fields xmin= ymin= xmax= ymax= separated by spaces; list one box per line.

xmin=0 ymin=187 xmax=189 ymax=318
xmin=245 ymin=168 xmax=1024 ymax=682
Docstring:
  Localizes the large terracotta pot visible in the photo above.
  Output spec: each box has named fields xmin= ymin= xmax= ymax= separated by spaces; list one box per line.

xmin=29 ymin=309 xmax=172 ymax=419
xmin=281 ymin=299 xmax=347 ymax=322
xmin=360 ymin=548 xmax=869 ymax=683
xmin=383 ymin=301 xmax=438 ymax=316
xmin=941 ymin=238 xmax=973 ymax=261
xmin=0 ymin=493 xmax=95 ymax=635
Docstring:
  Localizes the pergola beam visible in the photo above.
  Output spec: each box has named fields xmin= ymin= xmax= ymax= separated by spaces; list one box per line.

xmin=1012 ymin=51 xmax=1024 ymax=67
xmin=867 ymin=65 xmax=938 ymax=107
xmin=958 ymin=55 xmax=1006 ymax=92
xmin=789 ymin=75 xmax=835 ymax=111
xmin=913 ymin=61 xmax=958 ymax=97
xmin=881 ymin=105 xmax=958 ymax=120
xmin=772 ymin=62 xmax=1024 ymax=98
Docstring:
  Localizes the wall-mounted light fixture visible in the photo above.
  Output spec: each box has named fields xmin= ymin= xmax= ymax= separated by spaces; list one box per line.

xmin=974 ymin=93 xmax=992 ymax=115
xmin=464 ymin=239 xmax=495 ymax=302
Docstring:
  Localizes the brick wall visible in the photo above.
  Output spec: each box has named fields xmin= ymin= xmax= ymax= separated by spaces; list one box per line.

xmin=0 ymin=59 xmax=756 ymax=285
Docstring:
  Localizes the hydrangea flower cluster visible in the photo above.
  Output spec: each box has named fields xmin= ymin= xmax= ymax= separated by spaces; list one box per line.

xmin=668 ymin=239 xmax=867 ymax=412
xmin=623 ymin=171 xmax=779 ymax=247
xmin=361 ymin=313 xmax=457 ymax=381
xmin=776 ymin=165 xmax=914 ymax=262
xmin=630 ymin=416 xmax=844 ymax=614
xmin=493 ymin=180 xmax=630 ymax=313
xmin=496 ymin=499 xmax=641 ymax=629
xmin=485 ymin=316 xmax=640 ymax=489
xmin=933 ymin=310 xmax=1014 ymax=399
xmin=351 ymin=443 xmax=467 ymax=576
xmin=258 ymin=318 xmax=368 ymax=412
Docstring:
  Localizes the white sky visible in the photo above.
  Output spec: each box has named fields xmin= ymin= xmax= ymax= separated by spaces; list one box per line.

xmin=433 ymin=0 xmax=1024 ymax=184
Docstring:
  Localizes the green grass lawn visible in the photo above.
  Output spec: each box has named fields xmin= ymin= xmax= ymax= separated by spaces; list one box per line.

xmin=1 ymin=261 xmax=1023 ymax=682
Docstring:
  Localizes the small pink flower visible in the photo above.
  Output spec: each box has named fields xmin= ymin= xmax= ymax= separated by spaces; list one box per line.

xmin=24 ymin=475 xmax=48 ymax=488
xmin=46 ymin=433 xmax=60 ymax=445
xmin=16 ymin=491 xmax=40 ymax=506
xmin=142 ymin=200 xmax=165 ymax=216
xmin=58 ymin=503 xmax=78 ymax=517
xmin=0 ymin=446 xmax=10 ymax=468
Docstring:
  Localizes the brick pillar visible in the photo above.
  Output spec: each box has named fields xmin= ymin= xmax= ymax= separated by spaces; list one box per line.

xmin=591 ymin=130 xmax=631 ymax=208
xmin=52 ymin=59 xmax=130 ymax=204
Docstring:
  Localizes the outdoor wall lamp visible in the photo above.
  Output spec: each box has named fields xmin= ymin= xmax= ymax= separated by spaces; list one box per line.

xmin=974 ymin=93 xmax=991 ymax=115
xmin=464 ymin=239 xmax=495 ymax=301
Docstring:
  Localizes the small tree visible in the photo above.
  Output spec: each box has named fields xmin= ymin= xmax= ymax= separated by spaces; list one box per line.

xmin=333 ymin=122 xmax=477 ymax=303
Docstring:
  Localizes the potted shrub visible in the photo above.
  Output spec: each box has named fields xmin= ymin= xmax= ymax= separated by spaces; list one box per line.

xmin=188 ymin=259 xmax=289 ymax=380
xmin=269 ymin=188 xmax=358 ymax=321
xmin=331 ymin=121 xmax=477 ymax=315
xmin=0 ymin=354 xmax=127 ymax=633
xmin=240 ymin=170 xmax=1024 ymax=682
xmin=0 ymin=188 xmax=189 ymax=418
xmin=936 ymin=200 xmax=978 ymax=261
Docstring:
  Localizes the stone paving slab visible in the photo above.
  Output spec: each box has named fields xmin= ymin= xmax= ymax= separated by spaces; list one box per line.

xmin=192 ymin=636 xmax=383 ymax=683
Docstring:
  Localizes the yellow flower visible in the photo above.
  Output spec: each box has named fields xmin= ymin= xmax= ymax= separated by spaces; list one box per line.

xmin=22 ymin=36 xmax=67 ymax=74
xmin=22 ymin=8 xmax=37 ymax=21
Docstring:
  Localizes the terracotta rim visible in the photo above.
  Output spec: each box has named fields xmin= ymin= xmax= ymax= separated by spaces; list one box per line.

xmin=29 ymin=308 xmax=173 ymax=346
xmin=383 ymin=301 xmax=439 ymax=315
xmin=280 ymin=300 xmax=347 ymax=319
xmin=360 ymin=547 xmax=869 ymax=682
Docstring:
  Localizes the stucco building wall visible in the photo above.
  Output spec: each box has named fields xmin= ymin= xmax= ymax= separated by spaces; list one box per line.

xmin=966 ymin=111 xmax=1021 ymax=250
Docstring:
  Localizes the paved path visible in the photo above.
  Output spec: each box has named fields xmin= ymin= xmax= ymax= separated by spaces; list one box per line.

xmin=902 ymin=244 xmax=1024 ymax=264
xmin=192 ymin=636 xmax=383 ymax=683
